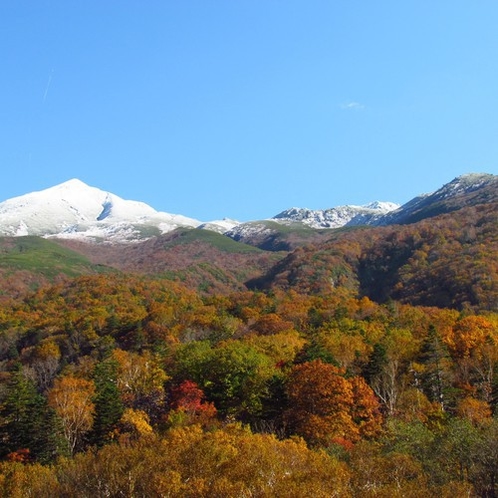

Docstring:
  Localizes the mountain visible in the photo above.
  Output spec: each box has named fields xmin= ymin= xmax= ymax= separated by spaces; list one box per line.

xmin=225 ymin=220 xmax=335 ymax=251
xmin=246 ymin=201 xmax=498 ymax=311
xmin=227 ymin=173 xmax=497 ymax=249
xmin=224 ymin=201 xmax=399 ymax=250
xmin=197 ymin=218 xmax=240 ymax=234
xmin=0 ymin=172 xmax=495 ymax=308
xmin=0 ymin=179 xmax=201 ymax=242
xmin=271 ymin=201 xmax=400 ymax=228
xmin=57 ymin=228 xmax=282 ymax=294
xmin=0 ymin=236 xmax=111 ymax=301
xmin=0 ymin=173 xmax=496 ymax=245
xmin=270 ymin=173 xmax=497 ymax=229
xmin=376 ymin=172 xmax=498 ymax=225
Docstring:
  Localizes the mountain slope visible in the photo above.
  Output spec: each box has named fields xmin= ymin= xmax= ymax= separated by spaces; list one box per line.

xmin=0 ymin=174 xmax=495 ymax=246
xmin=225 ymin=173 xmax=497 ymax=249
xmin=57 ymin=228 xmax=284 ymax=294
xmin=225 ymin=220 xmax=336 ymax=251
xmin=272 ymin=201 xmax=399 ymax=228
xmin=247 ymin=202 xmax=498 ymax=311
xmin=0 ymin=236 xmax=111 ymax=300
xmin=376 ymin=173 xmax=498 ymax=225
xmin=0 ymin=172 xmax=495 ymax=307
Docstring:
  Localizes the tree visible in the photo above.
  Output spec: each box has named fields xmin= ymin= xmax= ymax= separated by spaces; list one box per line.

xmin=456 ymin=397 xmax=492 ymax=426
xmin=366 ymin=328 xmax=417 ymax=416
xmin=285 ymin=360 xmax=381 ymax=447
xmin=0 ymin=364 xmax=61 ymax=462
xmin=168 ymin=380 xmax=217 ymax=427
xmin=118 ymin=408 xmax=153 ymax=440
xmin=112 ymin=349 xmax=168 ymax=421
xmin=350 ymin=375 xmax=383 ymax=439
xmin=24 ymin=341 xmax=61 ymax=392
xmin=415 ymin=325 xmax=451 ymax=411
xmin=48 ymin=375 xmax=95 ymax=455
xmin=88 ymin=359 xmax=124 ymax=447
xmin=241 ymin=331 xmax=305 ymax=367
xmin=173 ymin=340 xmax=275 ymax=421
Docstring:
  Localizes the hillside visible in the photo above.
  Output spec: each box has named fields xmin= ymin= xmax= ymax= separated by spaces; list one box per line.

xmin=0 ymin=173 xmax=495 ymax=313
xmin=0 ymin=174 xmax=495 ymax=246
xmin=57 ymin=228 xmax=284 ymax=294
xmin=247 ymin=202 xmax=498 ymax=312
xmin=0 ymin=236 xmax=111 ymax=300
xmin=0 ymin=174 xmax=493 ymax=312
xmin=378 ymin=172 xmax=498 ymax=225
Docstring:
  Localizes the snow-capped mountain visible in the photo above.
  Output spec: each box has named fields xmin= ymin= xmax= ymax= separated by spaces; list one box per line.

xmin=0 ymin=173 xmax=495 ymax=244
xmin=272 ymin=201 xmax=399 ymax=229
xmin=224 ymin=173 xmax=497 ymax=247
xmin=0 ymin=179 xmax=201 ymax=242
xmin=269 ymin=173 xmax=497 ymax=229
xmin=377 ymin=173 xmax=498 ymax=226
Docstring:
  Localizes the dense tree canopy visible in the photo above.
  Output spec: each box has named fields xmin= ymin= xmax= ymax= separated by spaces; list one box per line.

xmin=0 ymin=271 xmax=495 ymax=496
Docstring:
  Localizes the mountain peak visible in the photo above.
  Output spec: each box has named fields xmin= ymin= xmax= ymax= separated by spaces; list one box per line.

xmin=444 ymin=173 xmax=496 ymax=194
xmin=59 ymin=178 xmax=88 ymax=187
xmin=0 ymin=179 xmax=200 ymax=242
xmin=378 ymin=172 xmax=498 ymax=226
xmin=47 ymin=178 xmax=93 ymax=193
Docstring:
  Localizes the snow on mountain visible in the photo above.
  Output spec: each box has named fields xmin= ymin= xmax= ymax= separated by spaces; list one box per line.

xmin=272 ymin=201 xmax=399 ymax=229
xmin=197 ymin=218 xmax=241 ymax=234
xmin=225 ymin=221 xmax=281 ymax=242
xmin=0 ymin=179 xmax=200 ymax=242
xmin=436 ymin=173 xmax=496 ymax=197
xmin=0 ymin=173 xmax=495 ymax=244
xmin=377 ymin=173 xmax=498 ymax=226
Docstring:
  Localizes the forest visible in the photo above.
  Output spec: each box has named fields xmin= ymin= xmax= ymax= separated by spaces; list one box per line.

xmin=0 ymin=200 xmax=496 ymax=496
xmin=0 ymin=269 xmax=495 ymax=497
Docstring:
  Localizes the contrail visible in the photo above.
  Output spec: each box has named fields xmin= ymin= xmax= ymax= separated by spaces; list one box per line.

xmin=43 ymin=68 xmax=54 ymax=103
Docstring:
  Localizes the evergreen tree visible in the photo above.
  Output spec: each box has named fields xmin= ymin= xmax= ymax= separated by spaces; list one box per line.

xmin=88 ymin=359 xmax=124 ymax=446
xmin=418 ymin=325 xmax=450 ymax=411
xmin=362 ymin=342 xmax=387 ymax=385
xmin=0 ymin=364 xmax=62 ymax=462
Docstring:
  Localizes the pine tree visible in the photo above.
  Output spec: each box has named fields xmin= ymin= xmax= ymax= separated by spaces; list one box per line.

xmin=0 ymin=364 xmax=62 ymax=462
xmin=88 ymin=359 xmax=124 ymax=446
xmin=418 ymin=325 xmax=450 ymax=411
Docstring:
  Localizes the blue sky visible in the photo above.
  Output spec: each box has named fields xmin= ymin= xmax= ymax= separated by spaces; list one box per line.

xmin=1 ymin=1 xmax=498 ymax=221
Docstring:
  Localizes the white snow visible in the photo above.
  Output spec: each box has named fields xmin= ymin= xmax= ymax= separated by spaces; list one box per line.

xmin=271 ymin=201 xmax=400 ymax=229
xmin=197 ymin=218 xmax=241 ymax=234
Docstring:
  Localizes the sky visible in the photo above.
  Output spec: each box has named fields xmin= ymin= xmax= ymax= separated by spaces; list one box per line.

xmin=1 ymin=1 xmax=498 ymax=222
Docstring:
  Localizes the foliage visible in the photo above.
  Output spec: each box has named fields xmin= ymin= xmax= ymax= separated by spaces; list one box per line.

xmin=0 ymin=254 xmax=495 ymax=495
xmin=285 ymin=360 xmax=382 ymax=447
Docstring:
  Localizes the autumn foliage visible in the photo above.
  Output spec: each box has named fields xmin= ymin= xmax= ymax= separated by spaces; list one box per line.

xmin=0 ymin=265 xmax=495 ymax=495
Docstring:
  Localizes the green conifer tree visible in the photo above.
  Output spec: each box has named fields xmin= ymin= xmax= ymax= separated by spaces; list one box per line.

xmin=0 ymin=364 xmax=63 ymax=462
xmin=88 ymin=359 xmax=124 ymax=447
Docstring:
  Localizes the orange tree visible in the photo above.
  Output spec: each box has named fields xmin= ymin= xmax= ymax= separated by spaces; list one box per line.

xmin=285 ymin=359 xmax=382 ymax=447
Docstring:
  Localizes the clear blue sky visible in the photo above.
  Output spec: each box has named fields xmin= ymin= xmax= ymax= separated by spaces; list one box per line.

xmin=1 ymin=1 xmax=498 ymax=221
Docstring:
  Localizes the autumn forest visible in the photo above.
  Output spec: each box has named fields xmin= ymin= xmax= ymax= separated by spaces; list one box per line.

xmin=0 ymin=198 xmax=497 ymax=497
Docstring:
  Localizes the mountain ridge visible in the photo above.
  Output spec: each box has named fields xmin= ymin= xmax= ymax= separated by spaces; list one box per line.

xmin=0 ymin=173 xmax=495 ymax=244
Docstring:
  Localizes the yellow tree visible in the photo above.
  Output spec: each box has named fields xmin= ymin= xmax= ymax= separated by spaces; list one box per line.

xmin=445 ymin=315 xmax=497 ymax=400
xmin=241 ymin=331 xmax=306 ymax=366
xmin=48 ymin=376 xmax=95 ymax=455
xmin=112 ymin=348 xmax=168 ymax=421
